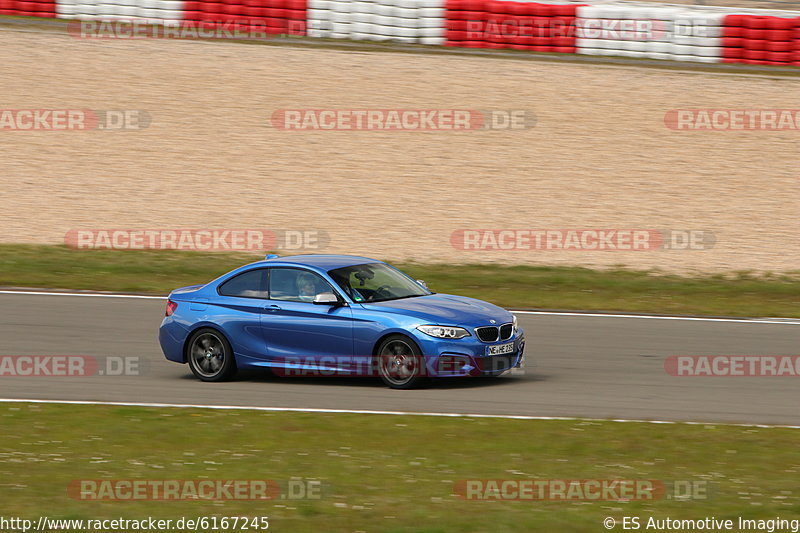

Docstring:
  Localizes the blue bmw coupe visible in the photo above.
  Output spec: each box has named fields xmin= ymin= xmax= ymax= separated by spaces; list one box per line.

xmin=159 ymin=255 xmax=525 ymax=389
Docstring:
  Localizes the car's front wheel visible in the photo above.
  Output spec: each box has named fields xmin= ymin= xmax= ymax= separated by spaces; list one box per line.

xmin=187 ymin=328 xmax=237 ymax=382
xmin=376 ymin=335 xmax=426 ymax=389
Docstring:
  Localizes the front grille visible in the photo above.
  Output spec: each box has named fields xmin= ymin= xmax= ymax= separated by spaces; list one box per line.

xmin=476 ymin=326 xmax=499 ymax=342
xmin=475 ymin=323 xmax=514 ymax=343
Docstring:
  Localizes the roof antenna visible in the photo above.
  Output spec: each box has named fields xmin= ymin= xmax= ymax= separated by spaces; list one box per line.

xmin=265 ymin=254 xmax=280 ymax=260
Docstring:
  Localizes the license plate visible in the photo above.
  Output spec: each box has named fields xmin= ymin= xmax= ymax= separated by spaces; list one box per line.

xmin=488 ymin=342 xmax=514 ymax=356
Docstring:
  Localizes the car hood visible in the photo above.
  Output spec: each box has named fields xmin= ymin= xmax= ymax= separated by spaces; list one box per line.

xmin=359 ymin=294 xmax=513 ymax=327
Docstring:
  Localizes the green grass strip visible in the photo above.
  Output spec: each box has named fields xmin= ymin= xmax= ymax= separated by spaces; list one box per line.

xmin=1 ymin=403 xmax=798 ymax=532
xmin=1 ymin=244 xmax=799 ymax=317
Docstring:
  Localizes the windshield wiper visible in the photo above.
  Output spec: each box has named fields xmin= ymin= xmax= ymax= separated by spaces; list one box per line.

xmin=373 ymin=294 xmax=429 ymax=302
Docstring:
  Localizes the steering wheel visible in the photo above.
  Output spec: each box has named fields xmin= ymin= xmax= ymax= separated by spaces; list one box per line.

xmin=369 ymin=285 xmax=393 ymax=301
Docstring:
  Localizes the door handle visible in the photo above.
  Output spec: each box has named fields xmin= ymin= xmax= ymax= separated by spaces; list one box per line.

xmin=266 ymin=304 xmax=282 ymax=311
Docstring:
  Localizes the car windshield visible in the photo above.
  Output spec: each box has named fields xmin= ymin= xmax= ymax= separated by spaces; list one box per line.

xmin=328 ymin=263 xmax=431 ymax=303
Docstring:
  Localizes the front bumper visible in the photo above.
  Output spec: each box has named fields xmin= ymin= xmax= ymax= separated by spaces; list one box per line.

xmin=412 ymin=329 xmax=526 ymax=378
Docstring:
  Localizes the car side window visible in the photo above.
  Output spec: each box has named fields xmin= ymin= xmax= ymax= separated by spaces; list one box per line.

xmin=269 ymin=268 xmax=335 ymax=303
xmin=218 ymin=269 xmax=268 ymax=299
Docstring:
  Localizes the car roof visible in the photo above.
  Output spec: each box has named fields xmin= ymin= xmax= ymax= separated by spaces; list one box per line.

xmin=255 ymin=254 xmax=383 ymax=270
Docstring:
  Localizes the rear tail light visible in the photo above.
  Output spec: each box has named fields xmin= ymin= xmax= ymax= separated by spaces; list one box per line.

xmin=165 ymin=299 xmax=178 ymax=317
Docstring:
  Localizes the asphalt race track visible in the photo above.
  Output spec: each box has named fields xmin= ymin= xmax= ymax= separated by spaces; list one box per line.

xmin=1 ymin=292 xmax=798 ymax=425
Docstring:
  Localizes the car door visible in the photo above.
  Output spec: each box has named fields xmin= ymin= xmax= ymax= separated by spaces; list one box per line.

xmin=261 ymin=267 xmax=355 ymax=366
xmin=213 ymin=268 xmax=270 ymax=360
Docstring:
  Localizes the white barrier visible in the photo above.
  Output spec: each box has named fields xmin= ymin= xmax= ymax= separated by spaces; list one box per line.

xmin=576 ymin=4 xmax=725 ymax=63
xmin=308 ymin=0 xmax=445 ymax=44
xmin=59 ymin=0 xmax=183 ymax=22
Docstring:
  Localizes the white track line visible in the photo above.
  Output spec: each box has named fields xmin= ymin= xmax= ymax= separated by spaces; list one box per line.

xmin=1 ymin=398 xmax=798 ymax=429
xmin=0 ymin=290 xmax=164 ymax=300
xmin=1 ymin=289 xmax=798 ymax=324
xmin=510 ymin=310 xmax=800 ymax=325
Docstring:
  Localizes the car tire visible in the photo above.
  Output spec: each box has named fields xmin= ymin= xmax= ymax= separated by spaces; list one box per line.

xmin=376 ymin=334 xmax=427 ymax=389
xmin=186 ymin=328 xmax=237 ymax=382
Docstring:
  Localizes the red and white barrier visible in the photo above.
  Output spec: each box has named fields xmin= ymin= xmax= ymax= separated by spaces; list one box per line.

xmin=444 ymin=0 xmax=578 ymax=52
xmin=0 ymin=0 xmax=57 ymax=17
xmin=722 ymin=14 xmax=800 ymax=64
xmin=4 ymin=0 xmax=799 ymax=66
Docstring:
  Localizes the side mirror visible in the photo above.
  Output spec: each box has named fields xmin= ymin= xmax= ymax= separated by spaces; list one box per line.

xmin=416 ymin=279 xmax=428 ymax=289
xmin=313 ymin=292 xmax=342 ymax=306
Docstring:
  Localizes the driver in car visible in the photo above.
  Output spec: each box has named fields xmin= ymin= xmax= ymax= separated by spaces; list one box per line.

xmin=296 ymin=272 xmax=319 ymax=302
xmin=330 ymin=271 xmax=365 ymax=302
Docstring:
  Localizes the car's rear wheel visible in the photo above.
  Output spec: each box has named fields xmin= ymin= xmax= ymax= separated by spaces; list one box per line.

xmin=376 ymin=335 xmax=426 ymax=389
xmin=187 ymin=328 xmax=237 ymax=382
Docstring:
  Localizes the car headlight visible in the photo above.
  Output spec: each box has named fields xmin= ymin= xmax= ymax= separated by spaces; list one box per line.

xmin=416 ymin=325 xmax=471 ymax=339
xmin=512 ymin=314 xmax=518 ymax=332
